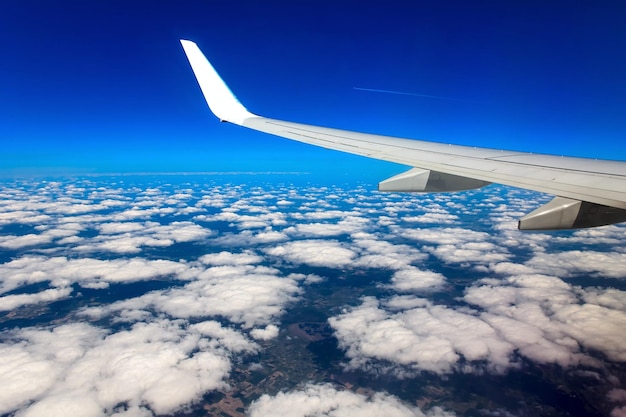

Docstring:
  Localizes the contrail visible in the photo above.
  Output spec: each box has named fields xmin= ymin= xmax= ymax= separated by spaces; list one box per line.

xmin=353 ymin=87 xmax=472 ymax=102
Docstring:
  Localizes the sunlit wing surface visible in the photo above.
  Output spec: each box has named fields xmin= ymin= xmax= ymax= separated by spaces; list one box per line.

xmin=180 ymin=40 xmax=626 ymax=230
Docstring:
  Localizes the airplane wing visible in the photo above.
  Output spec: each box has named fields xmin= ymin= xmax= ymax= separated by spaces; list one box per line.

xmin=180 ymin=39 xmax=626 ymax=230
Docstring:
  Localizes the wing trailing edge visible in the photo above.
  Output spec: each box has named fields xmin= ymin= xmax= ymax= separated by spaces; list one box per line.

xmin=180 ymin=40 xmax=626 ymax=230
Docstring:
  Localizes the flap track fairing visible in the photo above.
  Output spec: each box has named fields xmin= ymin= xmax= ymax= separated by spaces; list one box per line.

xmin=378 ymin=168 xmax=491 ymax=192
xmin=519 ymin=196 xmax=626 ymax=230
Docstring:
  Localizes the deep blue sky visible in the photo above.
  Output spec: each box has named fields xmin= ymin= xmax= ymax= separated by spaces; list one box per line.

xmin=2 ymin=1 xmax=626 ymax=176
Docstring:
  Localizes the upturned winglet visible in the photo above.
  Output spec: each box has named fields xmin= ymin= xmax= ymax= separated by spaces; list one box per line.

xmin=180 ymin=40 xmax=256 ymax=125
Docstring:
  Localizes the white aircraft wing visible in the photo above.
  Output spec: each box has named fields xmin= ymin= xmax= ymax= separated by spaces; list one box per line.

xmin=180 ymin=39 xmax=626 ymax=230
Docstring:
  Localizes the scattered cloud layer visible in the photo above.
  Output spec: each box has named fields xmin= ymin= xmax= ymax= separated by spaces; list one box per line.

xmin=0 ymin=177 xmax=625 ymax=416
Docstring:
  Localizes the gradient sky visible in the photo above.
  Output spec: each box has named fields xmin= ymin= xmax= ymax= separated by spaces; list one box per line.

xmin=2 ymin=0 xmax=626 ymax=176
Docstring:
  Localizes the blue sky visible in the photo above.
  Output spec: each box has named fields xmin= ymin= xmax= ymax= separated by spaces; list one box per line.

xmin=2 ymin=1 xmax=626 ymax=176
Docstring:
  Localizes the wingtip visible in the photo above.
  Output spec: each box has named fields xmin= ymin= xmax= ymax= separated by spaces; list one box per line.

xmin=180 ymin=39 xmax=255 ymax=125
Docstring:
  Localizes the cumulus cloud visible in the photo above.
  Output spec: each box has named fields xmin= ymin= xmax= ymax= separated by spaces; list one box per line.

xmin=402 ymin=212 xmax=458 ymax=224
xmin=396 ymin=227 xmax=509 ymax=265
xmin=0 ymin=233 xmax=55 ymax=249
xmin=199 ymin=250 xmax=263 ymax=266
xmin=248 ymin=383 xmax=455 ymax=417
xmin=200 ymin=210 xmax=287 ymax=230
xmin=526 ymin=250 xmax=626 ymax=279
xmin=291 ymin=210 xmax=356 ymax=220
xmin=390 ymin=267 xmax=446 ymax=292
xmin=89 ymin=264 xmax=302 ymax=330
xmin=0 ymin=220 xmax=83 ymax=250
xmin=0 ymin=287 xmax=73 ymax=311
xmin=329 ymin=297 xmax=514 ymax=375
xmin=0 ymin=256 xmax=189 ymax=294
xmin=76 ymin=221 xmax=213 ymax=254
xmin=555 ymin=225 xmax=626 ymax=246
xmin=284 ymin=222 xmax=355 ymax=237
xmin=330 ymin=269 xmax=626 ymax=376
xmin=398 ymin=227 xmax=489 ymax=246
xmin=465 ymin=274 xmax=626 ymax=365
xmin=98 ymin=222 xmax=145 ymax=234
xmin=208 ymin=229 xmax=290 ymax=247
xmin=284 ymin=215 xmax=370 ymax=238
xmin=265 ymin=239 xmax=357 ymax=268
xmin=254 ymin=230 xmax=289 ymax=243
xmin=0 ymin=319 xmax=256 ymax=417
xmin=0 ymin=210 xmax=51 ymax=225
xmin=250 ymin=324 xmax=280 ymax=341
xmin=424 ymin=241 xmax=509 ymax=265
xmin=351 ymin=237 xmax=427 ymax=270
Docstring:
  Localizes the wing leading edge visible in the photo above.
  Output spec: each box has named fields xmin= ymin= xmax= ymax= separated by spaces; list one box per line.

xmin=180 ymin=39 xmax=626 ymax=230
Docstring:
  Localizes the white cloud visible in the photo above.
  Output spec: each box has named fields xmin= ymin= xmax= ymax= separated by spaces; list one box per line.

xmin=248 ymin=383 xmax=455 ymax=417
xmin=254 ymin=230 xmax=289 ymax=243
xmin=329 ymin=297 xmax=514 ymax=375
xmin=75 ymin=221 xmax=213 ymax=254
xmin=250 ymin=324 xmax=280 ymax=340
xmin=110 ymin=207 xmax=161 ymax=221
xmin=201 ymin=210 xmax=287 ymax=230
xmin=95 ymin=264 xmax=302 ymax=329
xmin=402 ymin=212 xmax=458 ymax=224
xmin=555 ymin=225 xmax=626 ymax=246
xmin=43 ymin=202 xmax=113 ymax=215
xmin=0 ymin=256 xmax=189 ymax=295
xmin=284 ymin=215 xmax=370 ymax=238
xmin=526 ymin=250 xmax=626 ymax=279
xmin=287 ymin=272 xmax=325 ymax=284
xmin=423 ymin=242 xmax=509 ymax=265
xmin=0 ymin=319 xmax=256 ymax=417
xmin=0 ymin=287 xmax=73 ymax=311
xmin=352 ymin=237 xmax=427 ymax=270
xmin=0 ymin=233 xmax=55 ymax=249
xmin=291 ymin=210 xmax=355 ymax=220
xmin=465 ymin=274 xmax=626 ymax=365
xmin=488 ymin=262 xmax=537 ymax=276
xmin=0 ymin=210 xmax=51 ymax=225
xmin=98 ymin=222 xmax=145 ymax=234
xmin=352 ymin=254 xmax=412 ymax=270
xmin=583 ymin=288 xmax=626 ymax=310
xmin=265 ymin=240 xmax=357 ymax=268
xmin=398 ymin=227 xmax=490 ymax=246
xmin=74 ymin=235 xmax=174 ymax=254
xmin=396 ymin=227 xmax=509 ymax=265
xmin=390 ymin=267 xmax=446 ymax=292
xmin=284 ymin=222 xmax=353 ymax=237
xmin=199 ymin=250 xmax=263 ymax=266
xmin=331 ymin=264 xmax=626 ymax=377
